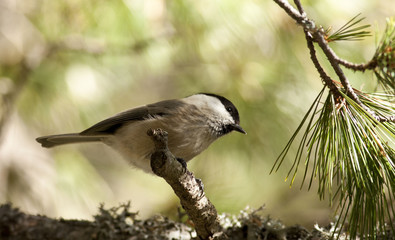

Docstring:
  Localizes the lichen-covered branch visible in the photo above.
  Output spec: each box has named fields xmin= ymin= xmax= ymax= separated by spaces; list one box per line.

xmin=0 ymin=203 xmax=197 ymax=240
xmin=3 ymin=202 xmax=374 ymax=240
xmin=147 ymin=128 xmax=225 ymax=240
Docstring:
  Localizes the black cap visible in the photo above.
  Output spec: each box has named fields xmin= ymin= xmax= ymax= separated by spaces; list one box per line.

xmin=201 ymin=93 xmax=246 ymax=134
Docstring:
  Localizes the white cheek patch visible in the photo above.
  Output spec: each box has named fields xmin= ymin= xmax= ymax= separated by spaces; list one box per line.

xmin=209 ymin=100 xmax=234 ymax=124
xmin=184 ymin=94 xmax=234 ymax=124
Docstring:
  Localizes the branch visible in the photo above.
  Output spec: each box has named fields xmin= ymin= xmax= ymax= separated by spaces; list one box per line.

xmin=0 ymin=203 xmax=197 ymax=239
xmin=0 ymin=203 xmax=98 ymax=240
xmin=1 ymin=203 xmax=356 ymax=239
xmin=147 ymin=128 xmax=225 ymax=240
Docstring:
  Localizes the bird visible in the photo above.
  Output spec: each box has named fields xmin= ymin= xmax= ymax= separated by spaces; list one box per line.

xmin=36 ymin=93 xmax=246 ymax=173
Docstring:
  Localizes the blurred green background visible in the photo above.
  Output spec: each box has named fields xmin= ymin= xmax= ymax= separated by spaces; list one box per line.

xmin=0 ymin=0 xmax=393 ymax=228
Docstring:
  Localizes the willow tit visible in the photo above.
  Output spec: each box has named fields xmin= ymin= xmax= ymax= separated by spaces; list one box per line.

xmin=36 ymin=93 xmax=246 ymax=173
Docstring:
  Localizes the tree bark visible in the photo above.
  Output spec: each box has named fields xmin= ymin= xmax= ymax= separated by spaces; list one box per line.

xmin=147 ymin=128 xmax=225 ymax=240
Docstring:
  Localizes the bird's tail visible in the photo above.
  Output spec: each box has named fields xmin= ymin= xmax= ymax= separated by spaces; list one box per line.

xmin=36 ymin=133 xmax=102 ymax=148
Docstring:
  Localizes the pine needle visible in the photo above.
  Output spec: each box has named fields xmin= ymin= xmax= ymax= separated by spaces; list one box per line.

xmin=373 ymin=18 xmax=395 ymax=94
xmin=327 ymin=14 xmax=371 ymax=42
xmin=274 ymin=88 xmax=395 ymax=239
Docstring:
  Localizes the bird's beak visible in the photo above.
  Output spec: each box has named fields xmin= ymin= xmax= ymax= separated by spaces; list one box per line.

xmin=231 ymin=124 xmax=247 ymax=134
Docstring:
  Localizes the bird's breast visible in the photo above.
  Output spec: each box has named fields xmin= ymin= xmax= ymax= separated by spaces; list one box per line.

xmin=104 ymin=117 xmax=216 ymax=173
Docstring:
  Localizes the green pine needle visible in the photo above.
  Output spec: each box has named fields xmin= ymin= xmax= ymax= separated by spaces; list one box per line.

xmin=327 ymin=14 xmax=371 ymax=42
xmin=335 ymin=92 xmax=395 ymax=239
xmin=272 ymin=88 xmax=395 ymax=239
xmin=374 ymin=17 xmax=395 ymax=94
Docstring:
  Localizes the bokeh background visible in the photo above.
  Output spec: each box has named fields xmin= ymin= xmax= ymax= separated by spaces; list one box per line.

xmin=0 ymin=0 xmax=393 ymax=229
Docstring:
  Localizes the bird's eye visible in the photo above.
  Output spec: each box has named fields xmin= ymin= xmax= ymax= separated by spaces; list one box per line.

xmin=226 ymin=107 xmax=233 ymax=113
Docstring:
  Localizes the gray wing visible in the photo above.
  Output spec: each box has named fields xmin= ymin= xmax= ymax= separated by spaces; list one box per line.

xmin=80 ymin=99 xmax=184 ymax=135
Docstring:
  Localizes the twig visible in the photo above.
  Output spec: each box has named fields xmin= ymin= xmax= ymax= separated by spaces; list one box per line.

xmin=293 ymin=2 xmax=342 ymax=95
xmin=292 ymin=0 xmax=340 ymax=97
xmin=303 ymin=31 xmax=340 ymax=96
xmin=336 ymin=58 xmax=377 ymax=71
xmin=293 ymin=0 xmax=305 ymax=15
xmin=290 ymin=0 xmax=361 ymax=104
xmin=147 ymin=128 xmax=225 ymax=240
xmin=312 ymin=31 xmax=360 ymax=98
xmin=313 ymin=31 xmax=377 ymax=73
xmin=273 ymin=0 xmax=305 ymax=24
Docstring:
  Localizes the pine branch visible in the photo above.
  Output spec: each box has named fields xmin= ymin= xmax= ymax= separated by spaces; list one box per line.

xmin=272 ymin=0 xmax=395 ymax=239
xmin=313 ymin=30 xmax=395 ymax=122
xmin=276 ymin=0 xmax=364 ymax=106
xmin=273 ymin=87 xmax=395 ymax=239
xmin=276 ymin=0 xmax=395 ymax=123
xmin=278 ymin=1 xmax=381 ymax=73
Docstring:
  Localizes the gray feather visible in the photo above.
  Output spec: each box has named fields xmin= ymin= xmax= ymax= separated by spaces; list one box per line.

xmin=36 ymin=133 xmax=103 ymax=148
xmin=80 ymin=99 xmax=185 ymax=135
xmin=36 ymin=99 xmax=186 ymax=148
